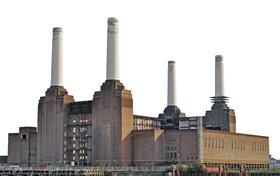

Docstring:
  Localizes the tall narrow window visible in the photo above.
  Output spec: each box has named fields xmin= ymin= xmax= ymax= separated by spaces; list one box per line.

xmin=21 ymin=133 xmax=27 ymax=140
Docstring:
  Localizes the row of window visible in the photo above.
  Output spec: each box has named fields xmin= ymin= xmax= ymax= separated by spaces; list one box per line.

xmin=166 ymin=153 xmax=198 ymax=161
xmin=133 ymin=119 xmax=161 ymax=130
xmin=72 ymin=156 xmax=88 ymax=161
xmin=166 ymin=152 xmax=178 ymax=160
xmin=252 ymin=142 xmax=267 ymax=152
xmin=204 ymin=163 xmax=268 ymax=170
xmin=64 ymin=151 xmax=89 ymax=161
xmin=204 ymin=138 xmax=224 ymax=149
xmin=70 ymin=141 xmax=89 ymax=148
xmin=166 ymin=146 xmax=177 ymax=151
xmin=71 ymin=127 xmax=90 ymax=135
xmin=231 ymin=140 xmax=246 ymax=150
xmin=204 ymin=137 xmax=267 ymax=152
xmin=69 ymin=114 xmax=90 ymax=125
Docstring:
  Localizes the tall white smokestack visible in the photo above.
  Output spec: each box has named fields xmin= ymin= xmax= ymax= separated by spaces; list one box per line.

xmin=215 ymin=55 xmax=224 ymax=97
xmin=106 ymin=17 xmax=119 ymax=80
xmin=51 ymin=27 xmax=63 ymax=86
xmin=168 ymin=61 xmax=176 ymax=106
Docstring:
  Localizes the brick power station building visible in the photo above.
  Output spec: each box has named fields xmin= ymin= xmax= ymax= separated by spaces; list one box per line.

xmin=7 ymin=18 xmax=269 ymax=170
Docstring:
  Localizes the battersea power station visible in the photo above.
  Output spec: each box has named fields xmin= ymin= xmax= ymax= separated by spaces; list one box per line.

xmin=7 ymin=18 xmax=269 ymax=170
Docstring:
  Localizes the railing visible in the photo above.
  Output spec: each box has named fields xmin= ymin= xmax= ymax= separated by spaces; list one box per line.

xmin=0 ymin=165 xmax=170 ymax=172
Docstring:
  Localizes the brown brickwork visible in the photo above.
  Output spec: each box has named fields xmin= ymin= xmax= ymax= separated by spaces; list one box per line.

xmin=202 ymin=130 xmax=269 ymax=169
xmin=91 ymin=80 xmax=133 ymax=166
xmin=7 ymin=81 xmax=269 ymax=170
xmin=37 ymin=86 xmax=74 ymax=166
xmin=132 ymin=129 xmax=199 ymax=165
xmin=131 ymin=128 xmax=269 ymax=170
xmin=7 ymin=127 xmax=37 ymax=166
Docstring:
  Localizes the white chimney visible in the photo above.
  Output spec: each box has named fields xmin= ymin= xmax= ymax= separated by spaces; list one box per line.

xmin=168 ymin=61 xmax=177 ymax=106
xmin=106 ymin=17 xmax=119 ymax=80
xmin=215 ymin=55 xmax=224 ymax=97
xmin=51 ymin=27 xmax=63 ymax=86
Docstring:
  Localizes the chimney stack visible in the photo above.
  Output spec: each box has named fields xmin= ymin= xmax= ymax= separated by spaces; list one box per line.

xmin=51 ymin=27 xmax=63 ymax=86
xmin=168 ymin=61 xmax=177 ymax=106
xmin=106 ymin=17 xmax=119 ymax=80
xmin=215 ymin=55 xmax=224 ymax=97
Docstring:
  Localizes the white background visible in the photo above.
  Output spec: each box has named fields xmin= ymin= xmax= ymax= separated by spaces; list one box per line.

xmin=0 ymin=0 xmax=279 ymax=159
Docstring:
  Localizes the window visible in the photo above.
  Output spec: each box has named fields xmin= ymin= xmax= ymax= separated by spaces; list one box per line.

xmin=21 ymin=133 xmax=27 ymax=140
xmin=80 ymin=127 xmax=87 ymax=133
xmin=215 ymin=139 xmax=217 ymax=148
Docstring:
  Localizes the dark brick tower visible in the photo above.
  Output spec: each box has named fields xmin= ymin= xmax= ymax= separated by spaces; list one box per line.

xmin=37 ymin=28 xmax=74 ymax=165
xmin=159 ymin=61 xmax=186 ymax=129
xmin=92 ymin=80 xmax=133 ymax=166
xmin=91 ymin=18 xmax=134 ymax=166
xmin=204 ymin=55 xmax=236 ymax=132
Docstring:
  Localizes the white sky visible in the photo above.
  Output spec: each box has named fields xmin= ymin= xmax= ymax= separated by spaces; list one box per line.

xmin=0 ymin=0 xmax=280 ymax=159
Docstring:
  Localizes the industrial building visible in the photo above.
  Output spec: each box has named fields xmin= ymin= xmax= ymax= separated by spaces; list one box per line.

xmin=7 ymin=17 xmax=269 ymax=170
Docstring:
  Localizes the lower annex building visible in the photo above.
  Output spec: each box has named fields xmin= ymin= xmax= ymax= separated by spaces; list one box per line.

xmin=7 ymin=18 xmax=269 ymax=170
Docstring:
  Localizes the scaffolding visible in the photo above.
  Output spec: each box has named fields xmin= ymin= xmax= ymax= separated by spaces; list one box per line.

xmin=66 ymin=101 xmax=92 ymax=166
xmin=133 ymin=115 xmax=162 ymax=130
